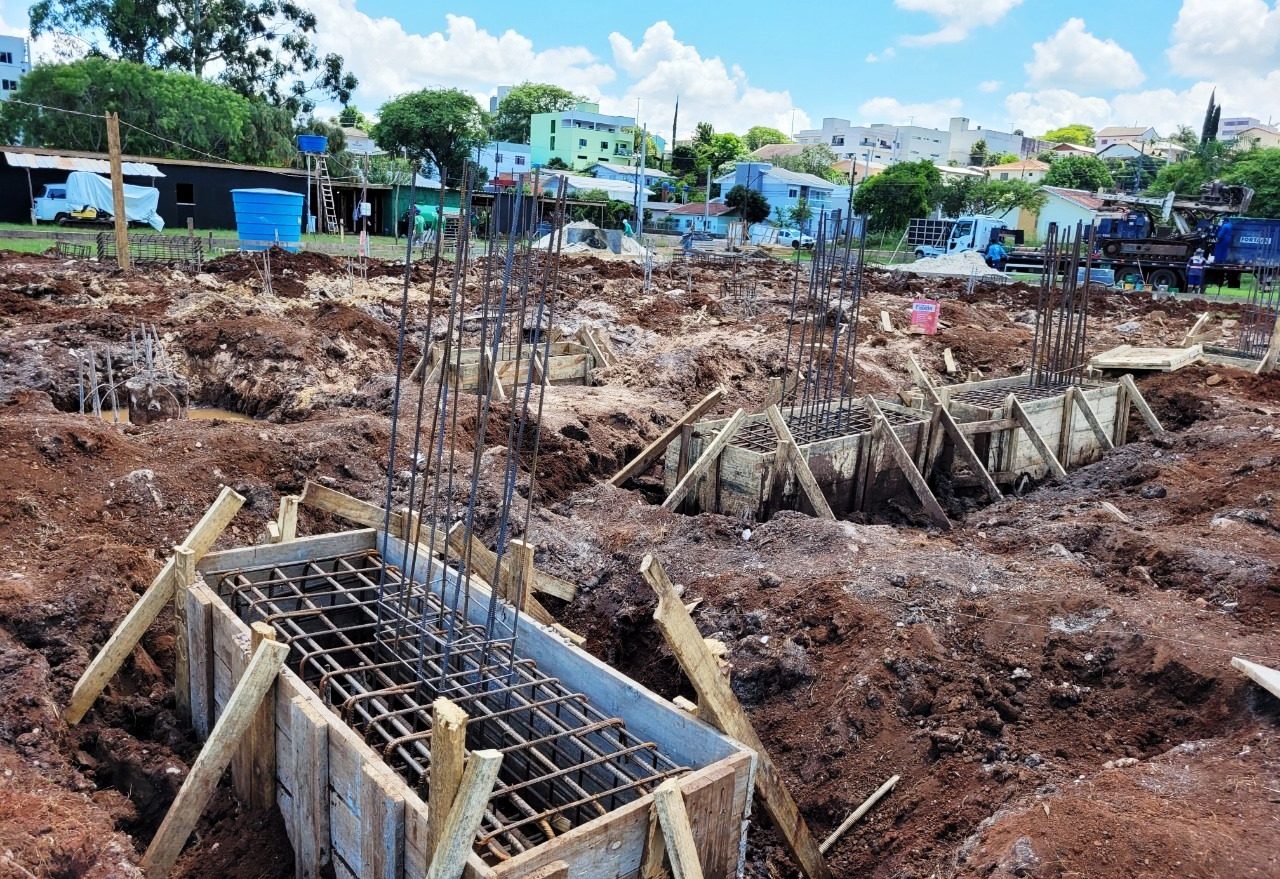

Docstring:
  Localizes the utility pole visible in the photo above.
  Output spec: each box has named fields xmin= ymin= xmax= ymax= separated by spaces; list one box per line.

xmin=105 ymin=112 xmax=130 ymax=271
xmin=704 ymin=163 xmax=711 ymax=232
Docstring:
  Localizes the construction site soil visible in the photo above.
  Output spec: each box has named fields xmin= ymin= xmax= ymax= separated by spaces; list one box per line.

xmin=0 ymin=248 xmax=1277 ymax=879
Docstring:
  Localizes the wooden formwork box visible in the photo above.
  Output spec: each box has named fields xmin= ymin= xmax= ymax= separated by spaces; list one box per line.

xmin=422 ymin=341 xmax=596 ymax=393
xmin=189 ymin=529 xmax=755 ymax=879
xmin=931 ymin=375 xmax=1121 ymax=482
xmin=661 ymin=400 xmax=930 ymax=520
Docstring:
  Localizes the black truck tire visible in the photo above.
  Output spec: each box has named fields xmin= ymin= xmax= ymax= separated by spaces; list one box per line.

xmin=1147 ymin=268 xmax=1182 ymax=290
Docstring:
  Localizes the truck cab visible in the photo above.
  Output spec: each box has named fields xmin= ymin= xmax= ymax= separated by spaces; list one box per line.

xmin=914 ymin=215 xmax=1017 ymax=258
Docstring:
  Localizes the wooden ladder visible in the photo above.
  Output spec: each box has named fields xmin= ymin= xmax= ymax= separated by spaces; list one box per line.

xmin=314 ymin=155 xmax=339 ymax=234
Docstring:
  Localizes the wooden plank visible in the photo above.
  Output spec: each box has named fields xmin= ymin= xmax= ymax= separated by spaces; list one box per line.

xmin=1181 ymin=312 xmax=1211 ymax=347
xmin=1114 ymin=379 xmax=1130 ymax=445
xmin=577 ymin=325 xmax=608 ymax=371
xmin=361 ymin=763 xmax=405 ymax=879
xmin=654 ymin=779 xmax=705 ymax=879
xmin=863 ymin=397 xmax=950 ymax=530
xmin=65 ymin=487 xmax=245 ymax=725
xmin=199 ymin=529 xmax=377 ymax=574
xmin=425 ymin=750 xmax=504 ymax=879
xmin=445 ymin=525 xmax=557 ymax=625
xmin=1056 ymin=386 xmax=1075 ymax=466
xmin=1231 ymin=657 xmax=1280 ymax=700
xmin=173 ymin=547 xmax=196 ymax=723
xmin=140 ymin=639 xmax=290 ymax=879
xmin=943 ymin=348 xmax=957 ymax=375
xmin=879 ymin=310 xmax=893 ymax=332
xmin=300 ymin=481 xmax=401 ymax=531
xmin=906 ymin=354 xmax=934 ymax=391
xmin=429 ymin=698 xmax=468 ymax=863
xmin=610 ymin=387 xmax=725 ymax=486
xmin=663 ymin=409 xmax=747 ymax=512
xmin=289 ymin=694 xmax=330 ymax=879
xmin=917 ymin=384 xmax=1001 ymax=502
xmin=641 ymin=555 xmax=831 ymax=879
xmin=1090 ymin=344 xmax=1203 ymax=372
xmin=591 ymin=327 xmax=618 ymax=367
xmin=245 ymin=622 xmax=278 ymax=809
xmin=1007 ymin=395 xmax=1067 ymax=478
xmin=1069 ymin=386 xmax=1114 ymax=451
xmin=278 ymin=495 xmax=300 ymax=543
xmin=185 ymin=582 xmax=215 ymax=739
xmin=641 ymin=797 xmax=666 ymax=879
xmin=1118 ymin=374 xmax=1166 ymax=439
xmin=763 ymin=405 xmax=835 ymax=520
xmin=1098 ymin=501 xmax=1131 ymax=524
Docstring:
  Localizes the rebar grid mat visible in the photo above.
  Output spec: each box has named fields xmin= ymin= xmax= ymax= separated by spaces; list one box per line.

xmin=951 ymin=380 xmax=1075 ymax=409
xmin=95 ymin=231 xmax=204 ymax=267
xmin=730 ymin=399 xmax=924 ymax=453
xmin=1231 ymin=266 xmax=1279 ymax=359
xmin=1029 ymin=221 xmax=1095 ymax=388
xmin=215 ymin=549 xmax=685 ymax=863
xmin=781 ymin=212 xmax=870 ymax=421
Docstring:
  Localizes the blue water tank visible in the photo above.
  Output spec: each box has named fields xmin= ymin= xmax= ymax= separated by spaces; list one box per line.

xmin=231 ymin=188 xmax=304 ymax=252
xmin=296 ymin=134 xmax=328 ymax=154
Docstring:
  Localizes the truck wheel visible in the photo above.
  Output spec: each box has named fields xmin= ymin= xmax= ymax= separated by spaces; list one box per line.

xmin=792 ymin=240 xmax=800 ymax=249
xmin=54 ymin=213 xmax=69 ymax=226
xmin=1147 ymin=268 xmax=1180 ymax=290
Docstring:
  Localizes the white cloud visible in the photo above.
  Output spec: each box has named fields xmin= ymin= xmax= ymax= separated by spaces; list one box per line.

xmin=895 ymin=0 xmax=1023 ymax=46
xmin=1167 ymin=0 xmax=1280 ymax=79
xmin=1026 ymin=18 xmax=1143 ymax=91
xmin=1003 ymin=89 xmax=1113 ymax=135
xmin=866 ymin=47 xmax=897 ymax=63
xmin=978 ymin=80 xmax=1002 ymax=93
xmin=857 ymin=96 xmax=964 ymax=128
xmin=606 ymin=22 xmax=809 ymax=138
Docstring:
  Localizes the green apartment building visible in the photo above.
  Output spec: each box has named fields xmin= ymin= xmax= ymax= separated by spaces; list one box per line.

xmin=529 ymin=101 xmax=637 ymax=171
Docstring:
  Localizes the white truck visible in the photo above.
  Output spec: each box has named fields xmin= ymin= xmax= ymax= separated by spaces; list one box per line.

xmin=32 ymin=171 xmax=164 ymax=230
xmin=913 ymin=215 xmax=1011 ymax=259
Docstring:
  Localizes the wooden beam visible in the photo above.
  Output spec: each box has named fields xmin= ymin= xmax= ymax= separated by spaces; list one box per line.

xmin=818 ymin=774 xmax=900 ymax=854
xmin=141 ymin=638 xmax=290 ymax=879
xmin=424 ymin=749 xmax=504 ymax=879
xmin=289 ymin=694 xmax=330 ymax=879
xmin=1181 ymin=312 xmax=1211 ymax=347
xmin=173 ymin=546 xmax=196 ymax=722
xmin=577 ymin=326 xmax=610 ymax=371
xmin=609 ymin=387 xmax=724 ymax=486
xmin=641 ymin=795 xmax=667 ymax=879
xmin=1057 ymin=385 xmax=1075 ymax=466
xmin=1231 ymin=656 xmax=1280 ymax=701
xmin=185 ymin=584 xmax=215 ymax=739
xmin=277 ymin=495 xmax=300 ymax=543
xmin=863 ymin=397 xmax=950 ymax=530
xmin=1068 ymin=386 xmax=1114 ymax=451
xmin=1255 ymin=312 xmax=1280 ymax=375
xmin=105 ymin=112 xmax=130 ymax=271
xmin=653 ymin=778 xmax=705 ymax=879
xmin=641 ymin=555 xmax=831 ymax=879
xmin=879 ymin=310 xmax=893 ymax=332
xmin=906 ymin=354 xmax=934 ymax=391
xmin=65 ymin=487 xmax=245 ymax=725
xmin=245 ymin=622 xmax=278 ymax=809
xmin=1007 ymin=395 xmax=1067 ymax=479
xmin=445 ymin=524 xmax=559 ymax=625
xmin=428 ymin=698 xmax=468 ymax=864
xmin=483 ymin=350 xmax=507 ymax=401
xmin=763 ymin=405 xmax=835 ymax=519
xmin=662 ymin=408 xmax=747 ymax=512
xmin=1118 ymin=375 xmax=1166 ymax=439
xmin=943 ymin=348 xmax=957 ymax=375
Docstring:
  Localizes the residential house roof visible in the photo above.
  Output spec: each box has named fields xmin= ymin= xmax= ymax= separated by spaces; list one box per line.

xmin=0 ymin=144 xmax=304 ymax=177
xmin=832 ymin=158 xmax=887 ymax=179
xmin=748 ymin=143 xmax=805 ymax=160
xmin=1096 ymin=139 xmax=1188 ymax=159
xmin=994 ymin=159 xmax=1050 ymax=173
xmin=590 ymin=161 xmax=671 ymax=178
xmin=1096 ymin=126 xmax=1155 ymax=138
xmin=936 ymin=165 xmax=987 ymax=178
xmin=1042 ymin=186 xmax=1107 ymax=211
xmin=1050 ymin=142 xmax=1097 ymax=154
xmin=537 ymin=171 xmax=652 ymax=200
xmin=669 ymin=202 xmax=737 ymax=216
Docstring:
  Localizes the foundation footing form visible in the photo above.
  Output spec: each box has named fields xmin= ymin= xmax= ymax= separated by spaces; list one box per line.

xmin=412 ymin=341 xmax=598 ymax=394
xmin=154 ymin=508 xmax=755 ymax=879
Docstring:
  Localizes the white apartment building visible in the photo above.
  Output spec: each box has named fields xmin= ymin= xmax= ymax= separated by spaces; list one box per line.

xmin=797 ymin=115 xmax=1036 ymax=167
xmin=1219 ymin=116 xmax=1275 ymax=141
xmin=0 ymin=35 xmax=29 ymax=98
xmin=945 ymin=117 xmax=1037 ymax=164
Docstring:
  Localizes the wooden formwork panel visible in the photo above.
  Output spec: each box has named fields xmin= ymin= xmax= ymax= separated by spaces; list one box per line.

xmin=188 ymin=529 xmax=754 ymax=879
xmin=426 ymin=341 xmax=594 ymax=392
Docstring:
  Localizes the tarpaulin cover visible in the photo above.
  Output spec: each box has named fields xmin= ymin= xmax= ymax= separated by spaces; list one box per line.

xmin=63 ymin=171 xmax=164 ymax=230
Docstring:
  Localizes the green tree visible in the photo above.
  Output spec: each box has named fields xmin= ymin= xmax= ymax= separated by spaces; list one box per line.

xmin=29 ymin=0 xmax=356 ymax=113
xmin=993 ymin=153 xmax=1020 ymax=165
xmin=1041 ymin=124 xmax=1095 ymax=146
xmin=1200 ymin=90 xmax=1221 ymax=147
xmin=939 ymin=177 xmax=1046 ymax=217
xmin=773 ymin=144 xmax=841 ymax=181
xmin=0 ymin=58 xmax=294 ymax=164
xmin=788 ymin=198 xmax=813 ymax=230
xmin=545 ymin=156 xmax=570 ymax=171
xmin=1224 ymin=148 xmax=1280 ymax=217
xmin=1171 ymin=124 xmax=1198 ymax=150
xmin=724 ymin=184 xmax=770 ymax=223
xmin=1148 ymin=155 xmax=1215 ymax=197
xmin=696 ymin=131 xmax=746 ymax=176
xmin=1043 ymin=155 xmax=1114 ymax=190
xmin=372 ymin=88 xmax=488 ymax=184
xmin=491 ymin=82 xmax=578 ymax=144
xmin=742 ymin=125 xmax=791 ymax=151
xmin=969 ymin=138 xmax=988 ymax=167
xmin=853 ymin=160 xmax=941 ymax=231
xmin=694 ymin=121 xmax=715 ymax=147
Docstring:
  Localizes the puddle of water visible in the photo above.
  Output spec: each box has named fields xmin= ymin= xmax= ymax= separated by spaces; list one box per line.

xmin=96 ymin=406 xmax=253 ymax=424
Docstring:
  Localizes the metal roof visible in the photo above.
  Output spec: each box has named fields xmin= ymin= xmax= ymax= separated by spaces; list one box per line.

xmin=4 ymin=151 xmax=165 ymax=177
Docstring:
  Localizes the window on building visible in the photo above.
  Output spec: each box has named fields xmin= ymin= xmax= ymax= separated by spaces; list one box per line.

xmin=788 ymin=188 xmax=798 ymax=198
xmin=514 ymin=156 xmax=526 ymax=166
xmin=599 ymin=141 xmax=608 ymax=150
xmin=577 ymin=155 xmax=587 ymax=161
xmin=550 ymin=136 xmax=556 ymax=150
xmin=550 ymin=120 xmax=556 ymax=132
xmin=0 ymin=52 xmax=12 ymax=64
xmin=0 ymin=79 xmax=15 ymax=90
xmin=176 ymin=182 xmax=195 ymax=205
xmin=579 ymin=138 xmax=587 ymax=147
xmin=832 ymin=136 xmax=844 ymax=146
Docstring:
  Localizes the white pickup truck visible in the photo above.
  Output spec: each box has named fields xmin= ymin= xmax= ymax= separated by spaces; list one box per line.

xmin=774 ymin=228 xmax=816 ymax=250
xmin=32 ymin=172 xmax=165 ymax=229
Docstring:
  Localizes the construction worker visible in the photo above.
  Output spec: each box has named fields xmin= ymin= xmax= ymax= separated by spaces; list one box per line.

xmin=986 ymin=239 xmax=1008 ymax=272
xmin=1187 ymin=249 xmax=1207 ymax=296
xmin=412 ymin=207 xmax=426 ymax=245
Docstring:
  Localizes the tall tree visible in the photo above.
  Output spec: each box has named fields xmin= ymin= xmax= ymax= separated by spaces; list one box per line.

xmin=1043 ymin=155 xmax=1114 ymax=191
xmin=0 ymin=58 xmax=294 ymax=164
xmin=1200 ymin=90 xmax=1221 ymax=147
xmin=371 ymin=88 xmax=488 ymax=183
xmin=853 ymin=160 xmax=941 ymax=231
xmin=1041 ymin=124 xmax=1095 ymax=146
xmin=28 ymin=0 xmax=356 ymax=113
xmin=491 ymin=82 xmax=578 ymax=144
xmin=724 ymin=184 xmax=770 ymax=223
xmin=695 ymin=130 xmax=745 ymax=176
xmin=742 ymin=125 xmax=791 ymax=151
xmin=773 ymin=144 xmax=841 ymax=181
xmin=338 ymin=105 xmax=371 ymax=129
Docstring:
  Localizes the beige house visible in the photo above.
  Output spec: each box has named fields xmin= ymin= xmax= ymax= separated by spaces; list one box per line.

xmin=1236 ymin=126 xmax=1280 ymax=149
xmin=1095 ymin=126 xmax=1157 ymax=150
xmin=991 ymin=158 xmax=1050 ymax=183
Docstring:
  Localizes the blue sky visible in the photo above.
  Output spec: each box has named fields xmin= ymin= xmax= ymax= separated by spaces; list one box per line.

xmin=3 ymin=0 xmax=1279 ymax=138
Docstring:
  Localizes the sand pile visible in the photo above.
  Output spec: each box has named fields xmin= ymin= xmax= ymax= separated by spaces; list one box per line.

xmin=899 ymin=249 xmax=1008 ymax=280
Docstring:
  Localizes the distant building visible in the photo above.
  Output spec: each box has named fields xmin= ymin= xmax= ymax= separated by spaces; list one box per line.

xmin=1218 ymin=116 xmax=1265 ymax=141
xmin=666 ymin=201 xmax=740 ymax=235
xmin=473 ymin=141 xmax=532 ymax=187
xmin=0 ymin=35 xmax=29 ymax=99
xmin=990 ymin=158 xmax=1050 ymax=183
xmin=1013 ymin=186 xmax=1106 ymax=244
xmin=714 ymin=162 xmax=849 ymax=232
xmin=748 ymin=143 xmax=805 ymax=161
xmin=1095 ymin=126 xmax=1157 ymax=150
xmin=530 ymin=101 xmax=637 ymax=171
xmin=341 ymin=127 xmax=379 ymax=156
xmin=795 ymin=117 xmax=948 ymax=164
xmin=1047 ymin=142 xmax=1097 ymax=157
xmin=534 ymin=170 xmax=651 ymax=202
xmin=1236 ymin=126 xmax=1280 ymax=149
xmin=831 ymin=157 xmax=887 ymax=182
xmin=588 ymin=161 xmax=671 ymax=189
xmin=1096 ymin=140 xmax=1189 ymax=163
xmin=489 ymin=85 xmax=513 ymax=114
xmin=946 ymin=117 xmax=1039 ymax=164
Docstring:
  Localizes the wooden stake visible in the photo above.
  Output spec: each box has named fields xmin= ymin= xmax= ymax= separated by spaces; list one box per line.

xmin=1118 ymin=374 xmax=1166 ymax=438
xmin=653 ymin=778 xmax=706 ymax=879
xmin=173 ymin=546 xmax=196 ymax=722
xmin=1181 ymin=311 xmax=1211 ymax=347
xmin=1255 ymin=312 xmax=1280 ymax=375
xmin=428 ymin=698 xmax=468 ymax=862
xmin=819 ymin=774 xmax=900 ymax=854
xmin=65 ymin=486 xmax=245 ymax=724
xmin=105 ymin=111 xmax=130 ymax=271
xmin=1068 ymin=386 xmax=1114 ymax=451
xmin=424 ymin=749 xmax=503 ymax=879
xmin=905 ymin=353 xmax=934 ymax=391
xmin=662 ymin=408 xmax=747 ymax=512
xmin=862 ymin=397 xmax=950 ymax=530
xmin=609 ymin=387 xmax=724 ymax=486
xmin=277 ymin=495 xmax=300 ymax=543
xmin=879 ymin=310 xmax=893 ymax=332
xmin=917 ymin=384 xmax=1001 ymax=502
xmin=141 ymin=638 xmax=290 ymax=879
xmin=641 ymin=555 xmax=832 ymax=879
xmin=764 ymin=405 xmax=834 ymax=519
xmin=241 ymin=622 xmax=278 ymax=809
xmin=1007 ymin=395 xmax=1067 ymax=479
xmin=943 ymin=348 xmax=957 ymax=375
xmin=289 ymin=695 xmax=330 ymax=879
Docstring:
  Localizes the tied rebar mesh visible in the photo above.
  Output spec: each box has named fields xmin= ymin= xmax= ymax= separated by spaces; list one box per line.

xmin=1229 ymin=266 xmax=1279 ymax=360
xmin=1028 ymin=221 xmax=1096 ymax=388
xmin=214 ymin=165 xmax=685 ymax=863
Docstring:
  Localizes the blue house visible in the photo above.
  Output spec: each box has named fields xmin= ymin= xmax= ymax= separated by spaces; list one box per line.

xmin=666 ymin=202 xmax=740 ymax=236
xmin=588 ymin=161 xmax=672 ymax=190
xmin=715 ymin=162 xmax=850 ymax=232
